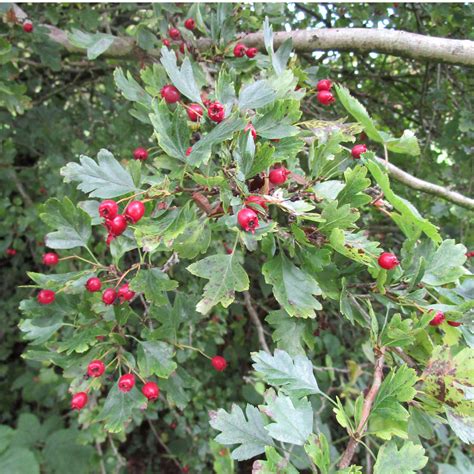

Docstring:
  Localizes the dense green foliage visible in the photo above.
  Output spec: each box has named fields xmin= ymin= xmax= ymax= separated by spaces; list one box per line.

xmin=1 ymin=3 xmax=473 ymax=473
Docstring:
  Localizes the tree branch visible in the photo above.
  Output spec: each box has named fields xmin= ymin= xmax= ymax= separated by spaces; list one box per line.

xmin=243 ymin=291 xmax=270 ymax=354
xmin=12 ymin=4 xmax=474 ymax=66
xmin=375 ymin=157 xmax=474 ymax=210
xmin=339 ymin=347 xmax=386 ymax=469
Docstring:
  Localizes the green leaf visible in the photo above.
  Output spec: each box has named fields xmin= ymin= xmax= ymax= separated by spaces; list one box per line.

xmin=422 ymin=239 xmax=467 ymax=286
xmin=238 ymin=80 xmax=277 ymax=110
xmin=262 ymin=252 xmax=322 ymax=319
xmin=309 ymin=130 xmax=348 ymax=180
xmin=337 ymin=164 xmax=372 ymax=207
xmin=187 ymin=254 xmax=249 ymax=314
xmin=137 ymin=340 xmax=177 ymax=378
xmin=40 ymin=197 xmax=91 ymax=249
xmin=373 ymin=441 xmax=428 ymax=474
xmin=0 ymin=447 xmax=39 ymax=474
xmin=253 ymin=100 xmax=301 ymax=140
xmin=68 ymin=29 xmax=115 ymax=60
xmin=384 ymin=130 xmax=420 ymax=156
xmin=266 ymin=310 xmax=308 ymax=356
xmin=438 ymin=449 xmax=473 ymax=474
xmin=129 ymin=268 xmax=178 ymax=306
xmin=262 ymin=394 xmax=313 ymax=445
xmin=114 ymin=68 xmax=151 ymax=106
xmin=27 ymin=270 xmax=95 ymax=293
xmin=247 ymin=142 xmax=276 ymax=178
xmin=210 ymin=404 xmax=274 ymax=461
xmin=252 ymin=349 xmax=319 ymax=397
xmin=159 ymin=368 xmax=194 ymax=409
xmin=61 ymin=149 xmax=139 ymax=199
xmin=365 ymin=157 xmax=441 ymax=243
xmin=19 ymin=314 xmax=64 ymax=345
xmin=319 ymin=201 xmax=359 ymax=234
xmin=98 ymin=385 xmax=146 ymax=433
xmin=43 ymin=429 xmax=95 ymax=474
xmin=215 ymin=69 xmax=236 ymax=109
xmin=253 ymin=446 xmax=298 ymax=474
xmin=235 ymin=130 xmax=255 ymax=179
xmin=0 ymin=426 xmax=13 ymax=454
xmin=172 ymin=219 xmax=211 ymax=259
xmin=160 ymin=47 xmax=203 ymax=104
xmin=304 ymin=434 xmax=331 ymax=474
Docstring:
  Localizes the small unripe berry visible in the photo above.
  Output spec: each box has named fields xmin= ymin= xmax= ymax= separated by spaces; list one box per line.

xmin=169 ymin=28 xmax=181 ymax=40
xmin=108 ymin=215 xmax=127 ymax=236
xmin=186 ymin=146 xmax=193 ymax=156
xmin=142 ymin=381 xmax=160 ymax=400
xmin=37 ymin=289 xmax=55 ymax=305
xmin=186 ymin=103 xmax=203 ymax=122
xmin=447 ymin=320 xmax=462 ymax=327
xmin=378 ymin=252 xmax=399 ymax=270
xmin=237 ymin=208 xmax=259 ymax=233
xmin=118 ymin=373 xmax=135 ymax=392
xmin=246 ymin=47 xmax=258 ymax=58
xmin=317 ymin=90 xmax=335 ymax=105
xmin=184 ymin=18 xmax=196 ymax=30
xmin=102 ymin=288 xmax=117 ymax=305
xmin=269 ymin=167 xmax=290 ymax=185
xmin=429 ymin=311 xmax=445 ymax=326
xmin=85 ymin=277 xmax=102 ymax=292
xmin=99 ymin=200 xmax=118 ymax=220
xmin=71 ymin=392 xmax=88 ymax=410
xmin=87 ymin=359 xmax=105 ymax=377
xmin=117 ymin=283 xmax=135 ymax=302
xmin=163 ymin=38 xmax=171 ymax=47
xmin=125 ymin=201 xmax=145 ymax=223
xmin=161 ymin=84 xmax=180 ymax=104
xmin=351 ymin=144 xmax=368 ymax=159
xmin=23 ymin=21 xmax=33 ymax=33
xmin=244 ymin=123 xmax=257 ymax=141
xmin=42 ymin=252 xmax=59 ymax=266
xmin=233 ymin=43 xmax=246 ymax=57
xmin=211 ymin=356 xmax=227 ymax=371
xmin=133 ymin=147 xmax=148 ymax=161
xmin=207 ymin=101 xmax=225 ymax=123
xmin=317 ymin=79 xmax=332 ymax=91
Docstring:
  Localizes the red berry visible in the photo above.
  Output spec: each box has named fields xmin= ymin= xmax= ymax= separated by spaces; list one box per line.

xmin=179 ymin=42 xmax=186 ymax=54
xmin=71 ymin=392 xmax=88 ymax=410
xmin=186 ymin=103 xmax=203 ymax=122
xmin=237 ymin=208 xmax=259 ymax=233
xmin=23 ymin=21 xmax=33 ymax=33
xmin=378 ymin=252 xmax=399 ymax=270
xmin=118 ymin=373 xmax=135 ymax=392
xmin=170 ymin=422 xmax=177 ymax=430
xmin=6 ymin=248 xmax=16 ymax=256
xmin=269 ymin=167 xmax=290 ymax=185
xmin=99 ymin=200 xmax=118 ymax=220
xmin=233 ymin=43 xmax=246 ymax=58
xmin=161 ymin=84 xmax=180 ymax=104
xmin=245 ymin=195 xmax=267 ymax=211
xmin=186 ymin=146 xmax=193 ymax=156
xmin=466 ymin=251 xmax=474 ymax=258
xmin=133 ymin=147 xmax=148 ymax=161
xmin=373 ymin=199 xmax=384 ymax=208
xmin=102 ymin=288 xmax=117 ymax=305
xmin=163 ymin=38 xmax=171 ymax=47
xmin=87 ymin=359 xmax=105 ymax=377
xmin=317 ymin=90 xmax=335 ymax=106
xmin=182 ymin=466 xmax=189 ymax=474
xmin=429 ymin=311 xmax=445 ymax=327
xmin=169 ymin=28 xmax=180 ymax=40
xmin=117 ymin=283 xmax=135 ymax=302
xmin=351 ymin=144 xmax=368 ymax=159
xmin=317 ymin=79 xmax=332 ymax=91
xmin=211 ymin=356 xmax=227 ymax=371
xmin=447 ymin=320 xmax=462 ymax=327
xmin=244 ymin=123 xmax=257 ymax=141
xmin=125 ymin=201 xmax=145 ymax=223
xmin=108 ymin=215 xmax=127 ymax=236
xmin=42 ymin=252 xmax=59 ymax=266
xmin=142 ymin=381 xmax=160 ymax=400
xmin=37 ymin=289 xmax=55 ymax=305
xmin=246 ymin=47 xmax=258 ymax=58
xmin=85 ymin=277 xmax=102 ymax=292
xmin=207 ymin=101 xmax=225 ymax=123
xmin=184 ymin=18 xmax=196 ymax=30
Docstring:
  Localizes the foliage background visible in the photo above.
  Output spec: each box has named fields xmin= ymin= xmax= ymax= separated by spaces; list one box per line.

xmin=0 ymin=2 xmax=473 ymax=473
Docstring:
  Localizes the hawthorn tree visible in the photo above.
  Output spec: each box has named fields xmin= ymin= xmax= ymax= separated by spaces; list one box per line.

xmin=1 ymin=3 xmax=473 ymax=473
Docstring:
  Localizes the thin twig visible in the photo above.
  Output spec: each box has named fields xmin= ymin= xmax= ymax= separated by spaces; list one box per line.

xmin=243 ymin=291 xmax=270 ymax=353
xmin=95 ymin=441 xmax=107 ymax=474
xmin=338 ymin=347 xmax=386 ymax=469
xmin=147 ymin=419 xmax=182 ymax=471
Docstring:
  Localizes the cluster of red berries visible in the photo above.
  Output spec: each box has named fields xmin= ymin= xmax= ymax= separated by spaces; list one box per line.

xmin=162 ymin=19 xmax=196 ymax=54
xmin=233 ymin=43 xmax=258 ymax=59
xmin=99 ymin=199 xmax=145 ymax=245
xmin=101 ymin=282 xmax=136 ymax=305
xmin=316 ymin=79 xmax=336 ymax=106
xmin=428 ymin=310 xmax=461 ymax=327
